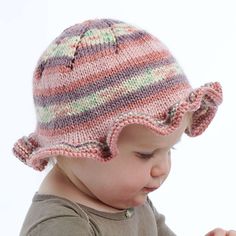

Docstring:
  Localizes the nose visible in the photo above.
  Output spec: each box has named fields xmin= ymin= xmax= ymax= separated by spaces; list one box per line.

xmin=150 ymin=152 xmax=171 ymax=178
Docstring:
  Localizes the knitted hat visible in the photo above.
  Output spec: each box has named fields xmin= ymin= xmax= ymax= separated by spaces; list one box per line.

xmin=13 ymin=18 xmax=223 ymax=171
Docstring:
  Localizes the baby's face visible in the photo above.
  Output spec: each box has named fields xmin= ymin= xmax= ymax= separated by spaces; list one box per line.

xmin=59 ymin=115 xmax=189 ymax=210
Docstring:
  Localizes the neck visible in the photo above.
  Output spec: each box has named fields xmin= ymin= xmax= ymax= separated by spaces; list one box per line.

xmin=38 ymin=164 xmax=124 ymax=213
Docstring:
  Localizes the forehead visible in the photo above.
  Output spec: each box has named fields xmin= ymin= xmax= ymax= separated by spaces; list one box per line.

xmin=117 ymin=114 xmax=190 ymax=148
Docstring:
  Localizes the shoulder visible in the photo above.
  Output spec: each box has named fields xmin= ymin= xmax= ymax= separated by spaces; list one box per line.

xmin=26 ymin=216 xmax=94 ymax=236
xmin=20 ymin=194 xmax=96 ymax=236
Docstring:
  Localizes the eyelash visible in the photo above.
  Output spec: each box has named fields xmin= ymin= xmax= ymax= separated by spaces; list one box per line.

xmin=137 ymin=153 xmax=153 ymax=159
xmin=137 ymin=146 xmax=176 ymax=159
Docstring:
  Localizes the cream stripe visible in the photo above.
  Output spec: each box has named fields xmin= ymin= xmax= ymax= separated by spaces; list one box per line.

xmin=40 ymin=36 xmax=81 ymax=61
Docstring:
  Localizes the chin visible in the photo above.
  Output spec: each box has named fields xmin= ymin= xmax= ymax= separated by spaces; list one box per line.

xmin=126 ymin=195 xmax=148 ymax=208
xmin=104 ymin=195 xmax=147 ymax=210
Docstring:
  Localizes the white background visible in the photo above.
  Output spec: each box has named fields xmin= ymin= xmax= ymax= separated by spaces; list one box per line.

xmin=1 ymin=0 xmax=235 ymax=235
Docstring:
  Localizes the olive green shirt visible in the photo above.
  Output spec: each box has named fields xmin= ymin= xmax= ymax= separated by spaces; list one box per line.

xmin=20 ymin=193 xmax=176 ymax=236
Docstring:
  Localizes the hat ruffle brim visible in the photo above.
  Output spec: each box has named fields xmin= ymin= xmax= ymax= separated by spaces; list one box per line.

xmin=13 ymin=82 xmax=222 ymax=171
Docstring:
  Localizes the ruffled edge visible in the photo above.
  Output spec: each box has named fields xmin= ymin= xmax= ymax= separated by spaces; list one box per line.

xmin=12 ymin=82 xmax=222 ymax=171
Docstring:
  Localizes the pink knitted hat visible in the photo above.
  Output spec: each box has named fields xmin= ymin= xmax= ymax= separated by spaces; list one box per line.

xmin=13 ymin=18 xmax=223 ymax=171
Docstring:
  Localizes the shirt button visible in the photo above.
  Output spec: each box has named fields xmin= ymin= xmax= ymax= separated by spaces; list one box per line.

xmin=125 ymin=209 xmax=134 ymax=218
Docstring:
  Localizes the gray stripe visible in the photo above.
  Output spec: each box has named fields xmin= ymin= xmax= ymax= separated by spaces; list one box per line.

xmin=45 ymin=56 xmax=72 ymax=68
xmin=38 ymin=74 xmax=188 ymax=130
xmin=34 ymin=55 xmax=176 ymax=107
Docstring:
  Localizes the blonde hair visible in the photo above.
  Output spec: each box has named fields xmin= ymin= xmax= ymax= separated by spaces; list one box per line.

xmin=48 ymin=156 xmax=57 ymax=167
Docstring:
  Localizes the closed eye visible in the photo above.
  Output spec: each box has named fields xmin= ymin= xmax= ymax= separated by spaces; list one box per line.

xmin=136 ymin=152 xmax=154 ymax=159
xmin=136 ymin=146 xmax=176 ymax=160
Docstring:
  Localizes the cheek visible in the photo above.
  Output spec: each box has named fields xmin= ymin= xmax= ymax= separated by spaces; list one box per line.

xmin=100 ymin=158 xmax=149 ymax=191
xmin=162 ymin=155 xmax=171 ymax=181
xmin=111 ymin=158 xmax=150 ymax=189
xmin=168 ymin=155 xmax=172 ymax=173
xmin=73 ymin=154 xmax=151 ymax=194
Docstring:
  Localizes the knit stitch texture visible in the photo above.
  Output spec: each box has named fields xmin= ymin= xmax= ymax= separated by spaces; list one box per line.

xmin=13 ymin=18 xmax=223 ymax=171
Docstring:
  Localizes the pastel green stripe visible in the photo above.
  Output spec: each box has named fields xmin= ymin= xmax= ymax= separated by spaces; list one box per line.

xmin=36 ymin=63 xmax=182 ymax=123
xmin=41 ymin=36 xmax=81 ymax=61
xmin=82 ymin=23 xmax=137 ymax=46
xmin=113 ymin=23 xmax=138 ymax=37
xmin=84 ymin=28 xmax=116 ymax=45
xmin=36 ymin=106 xmax=52 ymax=123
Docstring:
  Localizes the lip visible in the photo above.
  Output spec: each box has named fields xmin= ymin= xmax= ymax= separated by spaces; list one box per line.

xmin=143 ymin=187 xmax=158 ymax=193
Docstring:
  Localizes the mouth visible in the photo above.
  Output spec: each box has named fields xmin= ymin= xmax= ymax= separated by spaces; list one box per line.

xmin=142 ymin=187 xmax=158 ymax=193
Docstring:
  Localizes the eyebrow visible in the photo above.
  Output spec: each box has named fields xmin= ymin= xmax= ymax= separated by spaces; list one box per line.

xmin=137 ymin=138 xmax=182 ymax=154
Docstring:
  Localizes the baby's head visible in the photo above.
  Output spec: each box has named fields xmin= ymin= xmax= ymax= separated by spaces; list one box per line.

xmin=55 ymin=112 xmax=191 ymax=209
xmin=13 ymin=18 xmax=222 ymax=175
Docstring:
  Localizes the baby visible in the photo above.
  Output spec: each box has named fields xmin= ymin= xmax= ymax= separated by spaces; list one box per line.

xmin=13 ymin=18 xmax=234 ymax=236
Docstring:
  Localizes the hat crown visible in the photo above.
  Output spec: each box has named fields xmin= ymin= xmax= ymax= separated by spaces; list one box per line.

xmin=33 ymin=18 xmax=190 ymax=128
